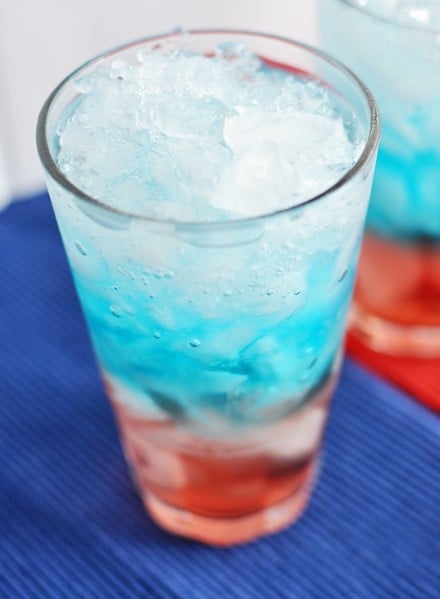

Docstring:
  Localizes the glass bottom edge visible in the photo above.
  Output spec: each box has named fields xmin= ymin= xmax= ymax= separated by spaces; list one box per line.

xmin=143 ymin=472 xmax=314 ymax=546
xmin=349 ymin=303 xmax=440 ymax=357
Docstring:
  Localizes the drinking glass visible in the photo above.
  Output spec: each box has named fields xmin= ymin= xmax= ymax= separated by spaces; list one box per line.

xmin=37 ymin=30 xmax=379 ymax=545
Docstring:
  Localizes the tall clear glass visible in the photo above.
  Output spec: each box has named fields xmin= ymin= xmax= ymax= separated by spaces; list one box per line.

xmin=37 ymin=30 xmax=379 ymax=545
xmin=319 ymin=1 xmax=440 ymax=356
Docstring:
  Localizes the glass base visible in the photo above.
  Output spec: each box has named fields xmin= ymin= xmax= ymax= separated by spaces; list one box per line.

xmin=144 ymin=474 xmax=312 ymax=546
xmin=352 ymin=232 xmax=440 ymax=357
xmin=349 ymin=303 xmax=440 ymax=357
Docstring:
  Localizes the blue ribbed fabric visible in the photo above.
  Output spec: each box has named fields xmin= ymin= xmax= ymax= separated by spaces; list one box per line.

xmin=1 ymin=194 xmax=439 ymax=598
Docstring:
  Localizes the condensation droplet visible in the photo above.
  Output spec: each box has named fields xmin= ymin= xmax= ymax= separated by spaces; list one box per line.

xmin=300 ymin=371 xmax=311 ymax=383
xmin=153 ymin=331 xmax=161 ymax=339
xmin=307 ymin=357 xmax=317 ymax=370
xmin=74 ymin=241 xmax=87 ymax=256
xmin=189 ymin=339 xmax=201 ymax=348
xmin=110 ymin=305 xmax=122 ymax=318
xmin=338 ymin=269 xmax=348 ymax=283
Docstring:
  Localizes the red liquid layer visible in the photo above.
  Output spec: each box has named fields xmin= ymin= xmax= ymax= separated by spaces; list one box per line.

xmin=107 ymin=374 xmax=335 ymax=546
xmin=351 ymin=232 xmax=440 ymax=355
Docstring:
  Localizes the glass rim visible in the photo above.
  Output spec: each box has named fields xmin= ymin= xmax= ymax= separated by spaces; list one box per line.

xmin=339 ymin=0 xmax=440 ymax=35
xmin=36 ymin=28 xmax=380 ymax=228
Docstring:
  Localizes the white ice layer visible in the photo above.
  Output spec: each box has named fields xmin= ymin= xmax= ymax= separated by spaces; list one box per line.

xmin=56 ymin=41 xmax=365 ymax=222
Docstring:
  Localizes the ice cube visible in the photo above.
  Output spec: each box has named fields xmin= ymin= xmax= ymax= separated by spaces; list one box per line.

xmin=210 ymin=109 xmax=354 ymax=217
xmin=268 ymin=405 xmax=327 ymax=459
xmin=155 ymin=97 xmax=228 ymax=142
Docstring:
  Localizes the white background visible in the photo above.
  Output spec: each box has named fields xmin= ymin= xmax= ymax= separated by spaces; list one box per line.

xmin=0 ymin=1 xmax=318 ymax=206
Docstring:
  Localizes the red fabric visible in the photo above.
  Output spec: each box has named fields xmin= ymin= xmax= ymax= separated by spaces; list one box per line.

xmin=347 ymin=333 xmax=440 ymax=413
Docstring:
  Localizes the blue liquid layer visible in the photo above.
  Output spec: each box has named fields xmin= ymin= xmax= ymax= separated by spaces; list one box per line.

xmin=72 ymin=260 xmax=354 ymax=423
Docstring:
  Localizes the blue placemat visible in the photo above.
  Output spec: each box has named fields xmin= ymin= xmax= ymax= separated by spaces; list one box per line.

xmin=1 ymin=194 xmax=439 ymax=598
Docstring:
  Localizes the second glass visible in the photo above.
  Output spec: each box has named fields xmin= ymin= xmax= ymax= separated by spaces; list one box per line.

xmin=320 ymin=0 xmax=440 ymax=356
